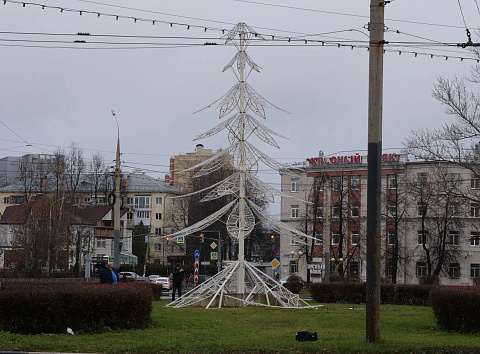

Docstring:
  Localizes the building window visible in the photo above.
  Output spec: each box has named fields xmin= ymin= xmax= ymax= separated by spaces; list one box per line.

xmin=471 ymin=264 xmax=480 ymax=278
xmin=349 ymin=261 xmax=359 ymax=278
xmin=471 ymin=176 xmax=479 ymax=189
xmin=84 ymin=197 xmax=91 ymax=204
xmin=155 ymin=197 xmax=163 ymax=205
xmin=127 ymin=212 xmax=133 ymax=220
xmin=471 ymin=203 xmax=480 ymax=217
xmin=332 ymin=203 xmax=341 ymax=219
xmin=418 ymin=231 xmax=427 ymax=245
xmin=291 ymin=178 xmax=299 ymax=192
xmin=449 ymin=173 xmax=460 ymax=189
xmin=351 ymin=175 xmax=360 ymax=190
xmin=127 ymin=197 xmax=133 ymax=205
xmin=155 ymin=213 xmax=162 ymax=220
xmin=3 ymin=197 xmax=9 ymax=204
xmin=449 ymin=263 xmax=460 ymax=278
xmin=134 ymin=196 xmax=151 ymax=209
xmin=136 ymin=211 xmax=151 ymax=219
xmin=417 ymin=173 xmax=427 ymax=187
xmin=388 ymin=174 xmax=397 ymax=189
xmin=416 ymin=262 xmax=427 ymax=277
xmin=315 ymin=177 xmax=324 ymax=191
xmin=332 ymin=177 xmax=341 ymax=191
xmin=351 ymin=203 xmax=359 ymax=218
xmin=387 ymin=263 xmax=394 ymax=277
xmin=289 ymin=260 xmax=298 ymax=274
xmin=470 ymin=232 xmax=480 ymax=246
xmin=448 ymin=231 xmax=459 ymax=246
xmin=291 ymin=205 xmax=299 ymax=219
xmin=314 ymin=231 xmax=322 ymax=245
xmin=388 ymin=203 xmax=396 ymax=217
xmin=450 ymin=203 xmax=459 ymax=217
xmin=316 ymin=205 xmax=323 ymax=219
xmin=154 ymin=228 xmax=161 ymax=235
xmin=417 ymin=202 xmax=427 ymax=217
xmin=332 ymin=232 xmax=340 ymax=245
xmin=96 ymin=238 xmax=106 ymax=249
xmin=388 ymin=231 xmax=395 ymax=245
xmin=154 ymin=244 xmax=161 ymax=251
xmin=351 ymin=231 xmax=359 ymax=245
xmin=290 ymin=233 xmax=301 ymax=246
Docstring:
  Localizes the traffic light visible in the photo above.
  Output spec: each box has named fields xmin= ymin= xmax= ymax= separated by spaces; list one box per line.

xmin=270 ymin=234 xmax=275 ymax=240
xmin=166 ymin=237 xmax=170 ymax=243
xmin=200 ymin=233 xmax=204 ymax=243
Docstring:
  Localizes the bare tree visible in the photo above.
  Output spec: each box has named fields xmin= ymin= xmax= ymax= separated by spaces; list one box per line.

xmin=87 ymin=152 xmax=107 ymax=205
xmin=18 ymin=156 xmax=44 ymax=203
xmin=407 ymin=166 xmax=465 ymax=282
xmin=65 ymin=142 xmax=86 ymax=204
xmin=48 ymin=148 xmax=66 ymax=198
xmin=382 ymin=172 xmax=409 ymax=283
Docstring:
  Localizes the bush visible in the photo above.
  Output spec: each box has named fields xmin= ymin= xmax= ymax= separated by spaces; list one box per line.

xmin=430 ymin=286 xmax=480 ymax=333
xmin=310 ymin=283 xmax=433 ymax=306
xmin=284 ymin=275 xmax=303 ymax=294
xmin=0 ymin=281 xmax=153 ymax=334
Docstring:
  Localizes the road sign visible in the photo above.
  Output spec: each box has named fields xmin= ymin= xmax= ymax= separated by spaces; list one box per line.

xmin=270 ymin=258 xmax=280 ymax=269
xmin=195 ymin=250 xmax=200 ymax=260
xmin=201 ymin=261 xmax=210 ymax=265
xmin=210 ymin=242 xmax=217 ymax=249
xmin=210 ymin=252 xmax=218 ymax=260
xmin=177 ymin=236 xmax=185 ymax=244
xmin=194 ymin=260 xmax=199 ymax=283
xmin=92 ymin=247 xmax=96 ymax=256
xmin=108 ymin=256 xmax=114 ymax=263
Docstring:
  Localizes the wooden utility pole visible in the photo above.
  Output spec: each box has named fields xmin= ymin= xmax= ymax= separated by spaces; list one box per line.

xmin=366 ymin=0 xmax=385 ymax=342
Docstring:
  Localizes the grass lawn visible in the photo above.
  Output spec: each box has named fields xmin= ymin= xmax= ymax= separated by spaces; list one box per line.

xmin=1 ymin=300 xmax=479 ymax=353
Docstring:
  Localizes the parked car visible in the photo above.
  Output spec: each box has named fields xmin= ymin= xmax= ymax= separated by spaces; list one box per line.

xmin=279 ymin=277 xmax=288 ymax=286
xmin=154 ymin=276 xmax=172 ymax=291
xmin=148 ymin=275 xmax=161 ymax=283
xmin=186 ymin=274 xmax=212 ymax=289
xmin=136 ymin=275 xmax=150 ymax=282
xmin=118 ymin=271 xmax=138 ymax=281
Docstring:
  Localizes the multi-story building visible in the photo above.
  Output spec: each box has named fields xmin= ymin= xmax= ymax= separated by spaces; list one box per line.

xmin=280 ymin=151 xmax=480 ymax=285
xmin=0 ymin=170 xmax=183 ymax=267
xmin=164 ymin=144 xmax=222 ymax=192
xmin=0 ymin=203 xmax=133 ymax=271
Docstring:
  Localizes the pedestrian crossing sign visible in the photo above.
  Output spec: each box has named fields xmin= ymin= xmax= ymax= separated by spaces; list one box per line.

xmin=210 ymin=252 xmax=218 ymax=260
xmin=177 ymin=236 xmax=185 ymax=244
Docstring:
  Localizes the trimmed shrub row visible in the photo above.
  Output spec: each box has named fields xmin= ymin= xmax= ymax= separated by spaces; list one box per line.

xmin=429 ymin=286 xmax=480 ymax=333
xmin=310 ymin=283 xmax=434 ymax=306
xmin=0 ymin=282 xmax=155 ymax=334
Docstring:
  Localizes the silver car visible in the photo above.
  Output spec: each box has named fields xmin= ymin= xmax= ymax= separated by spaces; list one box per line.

xmin=153 ymin=276 xmax=172 ymax=291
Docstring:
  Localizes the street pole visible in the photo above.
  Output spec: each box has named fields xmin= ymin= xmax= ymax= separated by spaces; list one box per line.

xmin=217 ymin=230 xmax=222 ymax=273
xmin=324 ymin=179 xmax=330 ymax=283
xmin=112 ymin=110 xmax=121 ymax=269
xmin=366 ymin=0 xmax=385 ymax=343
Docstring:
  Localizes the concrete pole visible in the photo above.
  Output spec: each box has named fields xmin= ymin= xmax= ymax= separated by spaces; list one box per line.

xmin=323 ymin=180 xmax=330 ymax=283
xmin=112 ymin=110 xmax=121 ymax=269
xmin=366 ymin=0 xmax=385 ymax=343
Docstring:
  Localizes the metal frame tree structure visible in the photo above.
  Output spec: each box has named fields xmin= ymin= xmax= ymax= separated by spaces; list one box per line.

xmin=165 ymin=22 xmax=318 ymax=309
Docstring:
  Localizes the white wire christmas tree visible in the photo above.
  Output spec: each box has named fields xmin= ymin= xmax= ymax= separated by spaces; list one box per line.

xmin=166 ymin=23 xmax=317 ymax=308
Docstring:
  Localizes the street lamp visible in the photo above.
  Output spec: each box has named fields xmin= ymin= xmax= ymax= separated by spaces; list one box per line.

xmin=331 ymin=257 xmax=344 ymax=276
xmin=290 ymin=250 xmax=303 ymax=275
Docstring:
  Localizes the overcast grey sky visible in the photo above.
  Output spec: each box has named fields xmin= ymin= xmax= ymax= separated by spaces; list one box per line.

xmin=0 ymin=0 xmax=477 ymax=215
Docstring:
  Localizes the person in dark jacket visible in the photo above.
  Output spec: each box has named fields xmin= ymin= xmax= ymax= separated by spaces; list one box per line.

xmin=99 ymin=261 xmax=111 ymax=284
xmin=171 ymin=263 xmax=184 ymax=301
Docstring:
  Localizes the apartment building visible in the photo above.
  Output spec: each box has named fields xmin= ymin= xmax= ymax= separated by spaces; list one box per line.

xmin=280 ymin=151 xmax=480 ymax=285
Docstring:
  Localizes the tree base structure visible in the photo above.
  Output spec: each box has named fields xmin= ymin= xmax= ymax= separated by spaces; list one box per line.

xmin=167 ymin=261 xmax=319 ymax=309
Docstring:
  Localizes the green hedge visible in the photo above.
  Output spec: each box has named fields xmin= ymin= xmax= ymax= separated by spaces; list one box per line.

xmin=430 ymin=286 xmax=480 ymax=333
xmin=310 ymin=283 xmax=434 ymax=306
xmin=0 ymin=282 xmax=153 ymax=334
